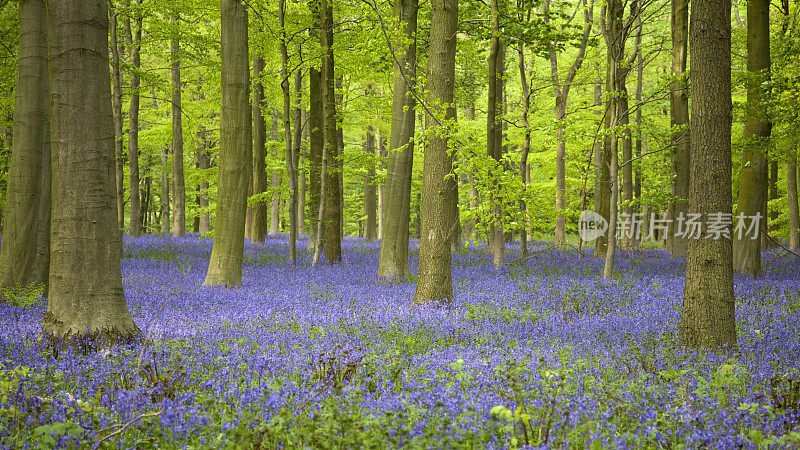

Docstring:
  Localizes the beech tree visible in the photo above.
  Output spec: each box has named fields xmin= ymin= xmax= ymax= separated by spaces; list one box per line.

xmin=0 ymin=0 xmax=50 ymax=294
xmin=378 ymin=0 xmax=418 ymax=278
xmin=681 ymin=0 xmax=736 ymax=349
xmin=415 ymin=0 xmax=458 ymax=305
xmin=44 ymin=0 xmax=139 ymax=339
xmin=171 ymin=12 xmax=185 ymax=237
xmin=204 ymin=0 xmax=251 ymax=286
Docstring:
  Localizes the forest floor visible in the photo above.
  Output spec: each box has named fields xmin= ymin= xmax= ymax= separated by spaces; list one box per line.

xmin=2 ymin=234 xmax=800 ymax=448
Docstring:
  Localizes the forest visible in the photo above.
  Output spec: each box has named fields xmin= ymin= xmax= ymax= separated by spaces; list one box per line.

xmin=0 ymin=0 xmax=799 ymax=447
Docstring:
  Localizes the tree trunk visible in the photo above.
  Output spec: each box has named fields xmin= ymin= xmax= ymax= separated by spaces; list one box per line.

xmin=251 ymin=57 xmax=268 ymax=243
xmin=321 ymin=0 xmax=341 ymax=263
xmin=681 ymin=0 xmax=736 ymax=350
xmin=620 ymin=86 xmax=634 ymax=248
xmin=298 ymin=109 xmax=308 ymax=235
xmin=279 ymin=0 xmax=298 ymax=262
xmin=378 ymin=0 xmax=418 ymax=277
xmin=518 ymin=45 xmax=530 ymax=256
xmin=767 ymin=159 xmax=777 ymax=245
xmin=603 ymin=100 xmax=619 ymax=279
xmin=377 ymin=128 xmax=386 ymax=240
xmin=364 ymin=126 xmax=378 ymax=241
xmin=160 ymin=145 xmax=170 ymax=234
xmin=415 ymin=0 xmax=458 ymax=305
xmin=487 ymin=0 xmax=504 ymax=267
xmin=669 ymin=0 xmax=690 ymax=258
xmin=634 ymin=14 xmax=643 ymax=245
xmin=291 ymin=54 xmax=303 ymax=252
xmin=0 ymin=0 xmax=50 ymax=293
xmin=109 ymin=2 xmax=125 ymax=230
xmin=269 ymin=111 xmax=282 ymax=235
xmin=733 ymin=0 xmax=771 ymax=277
xmin=171 ymin=12 xmax=185 ymax=237
xmin=198 ymin=146 xmax=210 ymax=234
xmin=789 ymin=153 xmax=799 ymax=249
xmin=204 ymin=0 xmax=251 ymax=286
xmin=44 ymin=0 xmax=139 ymax=339
xmin=125 ymin=0 xmax=142 ymax=237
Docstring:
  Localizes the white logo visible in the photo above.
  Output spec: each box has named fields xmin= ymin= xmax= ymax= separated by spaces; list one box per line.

xmin=578 ymin=210 xmax=608 ymax=242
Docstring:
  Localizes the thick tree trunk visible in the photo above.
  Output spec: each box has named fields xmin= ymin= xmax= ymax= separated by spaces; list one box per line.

xmin=0 ymin=0 xmax=51 ymax=293
xmin=789 ymin=154 xmax=799 ymax=249
xmin=669 ymin=0 xmax=690 ymax=257
xmin=125 ymin=0 xmax=142 ymax=237
xmin=487 ymin=0 xmax=504 ymax=267
xmin=109 ymin=2 xmax=125 ymax=230
xmin=733 ymin=0 xmax=771 ymax=277
xmin=603 ymin=101 xmax=619 ymax=280
xmin=308 ymin=63 xmax=323 ymax=251
xmin=364 ymin=126 xmax=378 ymax=241
xmin=171 ymin=12 xmax=185 ymax=237
xmin=378 ymin=0 xmax=418 ymax=277
xmin=44 ymin=0 xmax=138 ymax=339
xmin=415 ymin=0 xmax=458 ymax=305
xmin=251 ymin=57 xmax=268 ymax=243
xmin=681 ymin=0 xmax=736 ymax=350
xmin=204 ymin=0 xmax=251 ymax=286
xmin=321 ymin=0 xmax=341 ymax=263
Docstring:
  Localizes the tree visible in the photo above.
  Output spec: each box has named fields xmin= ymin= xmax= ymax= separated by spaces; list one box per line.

xmin=171 ymin=12 xmax=186 ymax=237
xmin=680 ymin=0 xmax=736 ymax=349
xmin=415 ymin=0 xmax=458 ymax=305
xmin=109 ymin=1 xmax=125 ymax=230
xmin=0 ymin=0 xmax=50 ymax=294
xmin=279 ymin=0 xmax=299 ymax=263
xmin=44 ymin=0 xmax=139 ymax=339
xmin=204 ymin=0 xmax=251 ymax=286
xmin=125 ymin=0 xmax=143 ymax=237
xmin=364 ymin=125 xmax=378 ymax=241
xmin=251 ymin=58 xmax=268 ymax=243
xmin=378 ymin=0 xmax=418 ymax=278
xmin=549 ymin=0 xmax=593 ymax=247
xmin=487 ymin=0 xmax=505 ymax=267
xmin=668 ymin=0 xmax=690 ymax=258
xmin=733 ymin=0 xmax=771 ymax=277
xmin=321 ymin=0 xmax=341 ymax=263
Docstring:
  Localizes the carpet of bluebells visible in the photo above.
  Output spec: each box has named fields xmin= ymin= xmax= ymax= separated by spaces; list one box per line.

xmin=2 ymin=234 xmax=800 ymax=449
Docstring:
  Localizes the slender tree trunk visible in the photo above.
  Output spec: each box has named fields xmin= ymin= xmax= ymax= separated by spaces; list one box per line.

xmin=377 ymin=128 xmax=385 ymax=240
xmin=669 ymin=0 xmax=690 ymax=257
xmin=733 ymin=0 xmax=771 ymax=277
xmin=269 ymin=111 xmax=282 ymax=235
xmin=44 ymin=0 xmax=138 ymax=339
xmin=291 ymin=54 xmax=303 ymax=251
xmin=170 ymin=12 xmax=185 ymax=237
xmin=681 ymin=0 xmax=736 ymax=349
xmin=767 ymin=159 xmax=778 ymax=244
xmin=364 ymin=126 xmax=378 ymax=241
xmin=251 ymin=57 xmax=268 ymax=243
xmin=279 ymin=0 xmax=298 ymax=262
xmin=603 ymin=99 xmax=619 ymax=279
xmin=109 ymin=2 xmax=125 ymax=230
xmin=620 ymin=87 xmax=634 ymax=248
xmin=198 ymin=146 xmax=210 ymax=234
xmin=321 ymin=0 xmax=341 ymax=263
xmin=160 ymin=145 xmax=170 ymax=234
xmin=415 ymin=0 xmax=458 ymax=305
xmin=378 ymin=0 xmax=418 ymax=277
xmin=125 ymin=0 xmax=142 ymax=237
xmin=298 ymin=109 xmax=308 ymax=235
xmin=518 ymin=45 xmax=530 ymax=256
xmin=634 ymin=14 xmax=643 ymax=245
xmin=0 ymin=0 xmax=50 ymax=293
xmin=788 ymin=152 xmax=799 ymax=249
xmin=204 ymin=0 xmax=251 ymax=286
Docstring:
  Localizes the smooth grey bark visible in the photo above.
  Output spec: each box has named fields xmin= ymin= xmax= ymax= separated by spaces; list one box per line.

xmin=681 ymin=0 xmax=736 ymax=350
xmin=634 ymin=14 xmax=643 ymax=245
xmin=197 ymin=145 xmax=211 ymax=234
xmin=291 ymin=56 xmax=303 ymax=252
xmin=364 ymin=126 xmax=378 ymax=241
xmin=517 ymin=44 xmax=529 ymax=256
xmin=44 ymin=0 xmax=138 ymax=339
xmin=377 ymin=128 xmax=386 ymax=240
xmin=669 ymin=0 xmax=690 ymax=257
xmin=171 ymin=12 xmax=185 ymax=237
xmin=321 ymin=0 xmax=341 ymax=263
xmin=415 ymin=0 xmax=458 ymax=305
xmin=204 ymin=0 xmax=251 ymax=286
xmin=109 ymin=1 xmax=125 ymax=230
xmin=0 ymin=0 xmax=51 ymax=293
xmin=251 ymin=57 xmax=268 ymax=243
xmin=124 ymin=0 xmax=142 ymax=237
xmin=733 ymin=0 xmax=771 ymax=277
xmin=378 ymin=0 xmax=418 ymax=277
xmin=279 ymin=0 xmax=299 ymax=262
